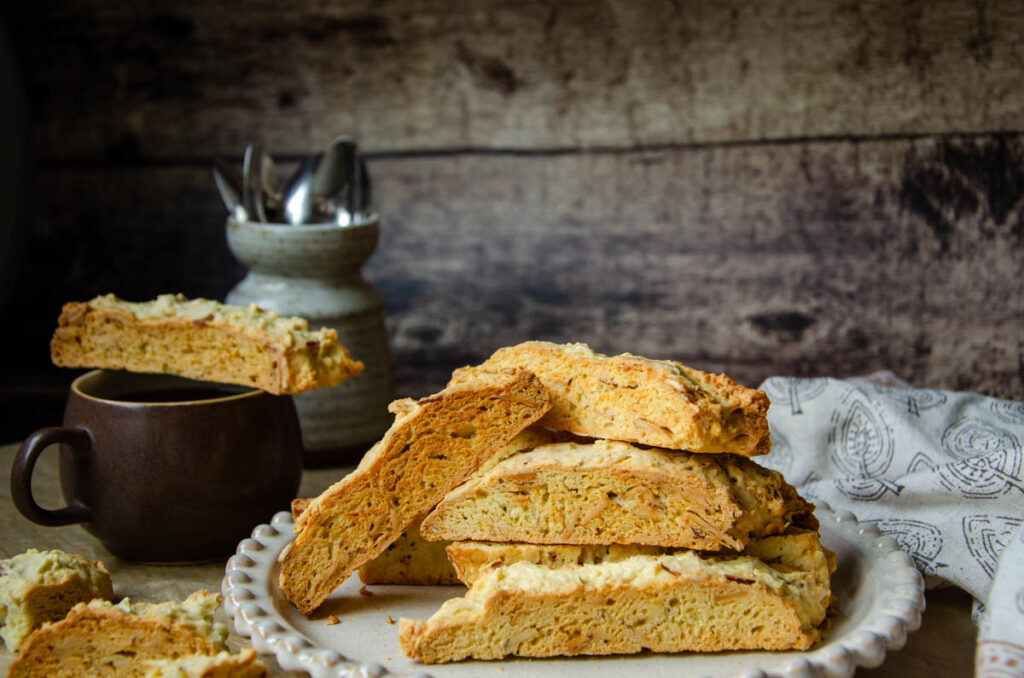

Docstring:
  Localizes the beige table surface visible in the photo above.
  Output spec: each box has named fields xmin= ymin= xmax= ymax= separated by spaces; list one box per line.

xmin=0 ymin=440 xmax=977 ymax=677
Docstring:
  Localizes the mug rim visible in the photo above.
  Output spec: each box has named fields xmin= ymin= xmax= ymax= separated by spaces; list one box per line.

xmin=71 ymin=369 xmax=264 ymax=406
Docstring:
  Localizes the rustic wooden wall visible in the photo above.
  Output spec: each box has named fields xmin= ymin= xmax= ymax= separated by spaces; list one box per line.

xmin=1 ymin=0 xmax=1022 ymax=440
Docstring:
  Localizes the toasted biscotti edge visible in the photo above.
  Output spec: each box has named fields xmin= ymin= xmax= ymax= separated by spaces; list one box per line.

xmin=50 ymin=294 xmax=363 ymax=395
xmin=449 ymin=341 xmax=771 ymax=456
xmin=398 ymin=549 xmax=830 ymax=663
xmin=278 ymin=369 xmax=551 ymax=614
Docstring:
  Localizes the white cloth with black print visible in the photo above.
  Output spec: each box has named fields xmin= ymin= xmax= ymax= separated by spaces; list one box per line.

xmin=758 ymin=373 xmax=1024 ymax=678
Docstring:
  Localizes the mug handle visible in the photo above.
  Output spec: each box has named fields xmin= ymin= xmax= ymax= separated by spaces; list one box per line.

xmin=11 ymin=427 xmax=92 ymax=526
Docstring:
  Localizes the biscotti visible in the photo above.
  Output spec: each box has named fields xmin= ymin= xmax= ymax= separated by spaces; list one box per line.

xmin=278 ymin=370 xmax=551 ymax=614
xmin=450 ymin=341 xmax=770 ymax=455
xmin=446 ymin=542 xmax=663 ymax=586
xmin=0 ymin=548 xmax=114 ymax=652
xmin=419 ymin=438 xmax=815 ymax=550
xmin=50 ymin=294 xmax=363 ymax=395
xmin=8 ymin=590 xmax=227 ymax=677
xmin=144 ymin=649 xmax=267 ymax=678
xmin=358 ymin=521 xmax=460 ymax=586
xmin=445 ymin=528 xmax=832 ymax=586
xmin=291 ymin=505 xmax=460 ymax=586
xmin=288 ymin=430 xmax=557 ymax=587
xmin=399 ymin=545 xmax=834 ymax=663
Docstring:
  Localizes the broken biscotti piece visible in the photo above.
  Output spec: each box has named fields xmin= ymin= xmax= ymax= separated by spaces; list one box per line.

xmin=143 ymin=649 xmax=268 ymax=678
xmin=450 ymin=341 xmax=770 ymax=455
xmin=0 ymin=548 xmax=114 ymax=652
xmin=399 ymin=534 xmax=836 ymax=663
xmin=445 ymin=527 xmax=833 ymax=586
xmin=8 ymin=590 xmax=227 ymax=677
xmin=278 ymin=370 xmax=551 ymax=614
xmin=50 ymin=294 xmax=363 ymax=395
xmin=419 ymin=438 xmax=815 ymax=551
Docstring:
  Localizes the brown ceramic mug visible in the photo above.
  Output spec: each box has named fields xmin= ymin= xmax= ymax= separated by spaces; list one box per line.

xmin=12 ymin=369 xmax=303 ymax=562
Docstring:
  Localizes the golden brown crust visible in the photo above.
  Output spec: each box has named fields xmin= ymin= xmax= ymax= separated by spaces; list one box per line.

xmin=50 ymin=295 xmax=363 ymax=395
xmin=278 ymin=369 xmax=551 ymax=614
xmin=419 ymin=439 xmax=814 ymax=551
xmin=450 ymin=341 xmax=770 ymax=455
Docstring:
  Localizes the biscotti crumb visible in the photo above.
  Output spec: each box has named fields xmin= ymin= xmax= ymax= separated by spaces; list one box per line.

xmin=326 ymin=615 xmax=340 ymax=626
xmin=386 ymin=615 xmax=395 ymax=624
xmin=358 ymin=586 xmax=374 ymax=597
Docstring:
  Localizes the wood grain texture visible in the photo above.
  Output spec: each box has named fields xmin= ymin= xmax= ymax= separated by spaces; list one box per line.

xmin=9 ymin=135 xmax=1022 ymax=401
xmin=6 ymin=0 xmax=1024 ymax=158
xmin=1 ymin=0 xmax=1022 ymax=448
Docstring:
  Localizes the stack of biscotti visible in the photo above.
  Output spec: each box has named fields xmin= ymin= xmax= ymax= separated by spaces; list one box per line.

xmin=389 ymin=341 xmax=833 ymax=663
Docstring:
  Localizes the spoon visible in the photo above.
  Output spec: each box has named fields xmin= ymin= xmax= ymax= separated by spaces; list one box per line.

xmin=352 ymin=155 xmax=372 ymax=224
xmin=212 ymin=157 xmax=247 ymax=221
xmin=282 ymin=154 xmax=322 ymax=225
xmin=242 ymin=144 xmax=266 ymax=222
xmin=311 ymin=137 xmax=357 ymax=225
xmin=259 ymin=151 xmax=283 ymax=222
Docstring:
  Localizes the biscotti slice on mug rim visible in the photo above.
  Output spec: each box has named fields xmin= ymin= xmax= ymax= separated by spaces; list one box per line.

xmin=398 ymin=543 xmax=835 ymax=663
xmin=419 ymin=438 xmax=815 ymax=551
xmin=445 ymin=527 xmax=834 ymax=587
xmin=450 ymin=341 xmax=770 ymax=456
xmin=8 ymin=590 xmax=227 ymax=677
xmin=0 ymin=548 xmax=114 ymax=652
xmin=50 ymin=293 xmax=363 ymax=395
xmin=278 ymin=369 xmax=551 ymax=614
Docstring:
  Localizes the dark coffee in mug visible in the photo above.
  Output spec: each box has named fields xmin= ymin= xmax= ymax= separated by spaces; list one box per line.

xmin=12 ymin=370 xmax=303 ymax=561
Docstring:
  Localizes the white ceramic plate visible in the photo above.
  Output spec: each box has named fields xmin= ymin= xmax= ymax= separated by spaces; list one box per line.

xmin=222 ymin=500 xmax=924 ymax=678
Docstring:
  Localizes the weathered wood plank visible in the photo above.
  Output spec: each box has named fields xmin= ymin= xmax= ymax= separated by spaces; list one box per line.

xmin=6 ymin=135 xmax=1022 ymax=400
xmin=6 ymin=0 xmax=1024 ymax=159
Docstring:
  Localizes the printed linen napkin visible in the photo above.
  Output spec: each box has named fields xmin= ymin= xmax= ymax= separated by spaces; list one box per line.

xmin=758 ymin=373 xmax=1024 ymax=678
